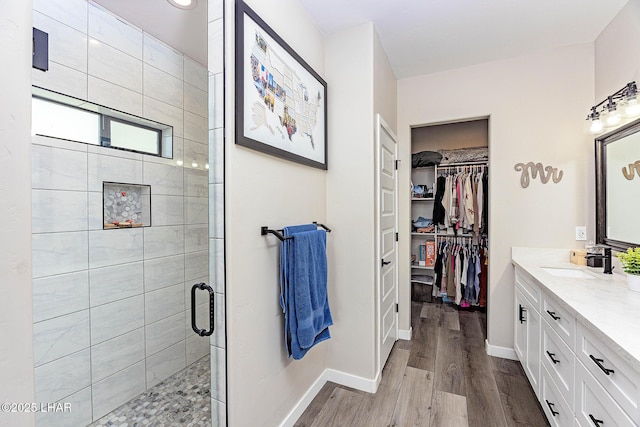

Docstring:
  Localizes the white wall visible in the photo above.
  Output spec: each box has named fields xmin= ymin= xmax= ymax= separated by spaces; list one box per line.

xmin=595 ymin=0 xmax=640 ymax=100
xmin=325 ymin=22 xmax=377 ymax=381
xmin=0 ymin=1 xmax=35 ymax=426
xmin=397 ymin=44 xmax=595 ymax=349
xmin=374 ymin=31 xmax=398 ymax=133
xmin=224 ymin=0 xmax=329 ymax=425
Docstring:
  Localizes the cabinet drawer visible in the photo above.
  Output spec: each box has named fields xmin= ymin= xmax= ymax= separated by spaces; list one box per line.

xmin=575 ymin=360 xmax=636 ymax=427
xmin=576 ymin=323 xmax=640 ymax=422
xmin=542 ymin=319 xmax=575 ymax=409
xmin=542 ymin=293 xmax=576 ymax=350
xmin=541 ymin=364 xmax=573 ymax=427
xmin=515 ymin=267 xmax=542 ymax=312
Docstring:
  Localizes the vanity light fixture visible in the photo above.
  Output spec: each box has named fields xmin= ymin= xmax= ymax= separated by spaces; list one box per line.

xmin=587 ymin=82 xmax=640 ymax=135
xmin=167 ymin=0 xmax=197 ymax=9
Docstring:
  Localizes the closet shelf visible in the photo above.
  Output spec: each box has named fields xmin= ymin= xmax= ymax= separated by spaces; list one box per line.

xmin=411 ymin=232 xmax=435 ymax=237
xmin=411 ymin=265 xmax=435 ymax=270
xmin=411 ymin=197 xmax=434 ymax=201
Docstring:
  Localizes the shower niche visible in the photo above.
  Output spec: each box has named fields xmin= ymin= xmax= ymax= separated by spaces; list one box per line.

xmin=103 ymin=182 xmax=151 ymax=229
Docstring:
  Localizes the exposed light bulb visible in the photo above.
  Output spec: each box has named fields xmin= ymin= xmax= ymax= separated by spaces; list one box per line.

xmin=625 ymin=98 xmax=640 ymax=117
xmin=606 ymin=110 xmax=621 ymax=126
xmin=589 ymin=118 xmax=604 ymax=134
xmin=205 ymin=163 xmax=209 ymax=170
xmin=192 ymin=161 xmax=198 ymax=168
xmin=176 ymin=160 xmax=183 ymax=166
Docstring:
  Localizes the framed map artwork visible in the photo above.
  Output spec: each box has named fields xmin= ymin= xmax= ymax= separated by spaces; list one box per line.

xmin=235 ymin=0 xmax=328 ymax=170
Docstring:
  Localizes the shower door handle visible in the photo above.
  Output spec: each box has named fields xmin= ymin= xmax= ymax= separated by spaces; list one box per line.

xmin=191 ymin=282 xmax=215 ymax=337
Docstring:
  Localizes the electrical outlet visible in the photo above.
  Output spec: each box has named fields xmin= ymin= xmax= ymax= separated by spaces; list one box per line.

xmin=575 ymin=226 xmax=587 ymax=241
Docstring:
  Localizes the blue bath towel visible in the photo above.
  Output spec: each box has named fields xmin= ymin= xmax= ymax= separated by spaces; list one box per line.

xmin=280 ymin=224 xmax=317 ymax=357
xmin=280 ymin=225 xmax=332 ymax=360
xmin=280 ymin=224 xmax=316 ymax=343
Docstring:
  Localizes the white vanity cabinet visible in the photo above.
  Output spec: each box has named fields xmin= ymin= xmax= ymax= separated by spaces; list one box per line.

xmin=576 ymin=323 xmax=640 ymax=423
xmin=513 ymin=263 xmax=640 ymax=427
xmin=514 ymin=270 xmax=542 ymax=397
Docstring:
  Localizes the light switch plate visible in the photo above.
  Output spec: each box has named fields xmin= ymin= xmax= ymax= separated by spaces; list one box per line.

xmin=575 ymin=226 xmax=587 ymax=241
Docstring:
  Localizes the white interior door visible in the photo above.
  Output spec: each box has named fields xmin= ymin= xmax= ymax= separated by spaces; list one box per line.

xmin=376 ymin=114 xmax=398 ymax=373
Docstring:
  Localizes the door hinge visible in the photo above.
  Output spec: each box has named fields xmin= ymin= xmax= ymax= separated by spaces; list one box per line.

xmin=395 ymin=232 xmax=398 ymax=242
xmin=395 ymin=160 xmax=399 ymax=170
xmin=395 ymin=303 xmax=399 ymax=313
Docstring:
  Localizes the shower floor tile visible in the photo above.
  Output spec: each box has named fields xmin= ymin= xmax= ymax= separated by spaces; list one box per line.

xmin=89 ymin=354 xmax=211 ymax=426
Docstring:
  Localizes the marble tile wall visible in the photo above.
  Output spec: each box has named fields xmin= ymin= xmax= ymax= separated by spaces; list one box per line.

xmin=208 ymin=0 xmax=226 ymax=425
xmin=31 ymin=1 xmax=212 ymax=425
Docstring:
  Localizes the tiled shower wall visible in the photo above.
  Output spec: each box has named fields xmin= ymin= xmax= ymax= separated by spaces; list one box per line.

xmin=31 ymin=0 xmax=212 ymax=425
xmin=208 ymin=0 xmax=227 ymax=425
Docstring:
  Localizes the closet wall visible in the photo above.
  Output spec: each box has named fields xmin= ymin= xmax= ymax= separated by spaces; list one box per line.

xmin=412 ymin=120 xmax=488 ymax=152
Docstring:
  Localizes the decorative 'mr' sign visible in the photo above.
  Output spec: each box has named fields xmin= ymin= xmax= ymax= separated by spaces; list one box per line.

xmin=622 ymin=161 xmax=640 ymax=180
xmin=514 ymin=162 xmax=564 ymax=188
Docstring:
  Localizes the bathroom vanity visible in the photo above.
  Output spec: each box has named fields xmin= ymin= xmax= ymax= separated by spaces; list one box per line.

xmin=512 ymin=247 xmax=640 ymax=427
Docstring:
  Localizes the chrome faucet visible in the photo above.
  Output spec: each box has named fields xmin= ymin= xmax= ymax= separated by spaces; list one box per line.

xmin=586 ymin=245 xmax=614 ymax=274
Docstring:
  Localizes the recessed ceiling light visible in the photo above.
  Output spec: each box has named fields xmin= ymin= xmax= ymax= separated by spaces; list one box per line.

xmin=167 ymin=0 xmax=197 ymax=10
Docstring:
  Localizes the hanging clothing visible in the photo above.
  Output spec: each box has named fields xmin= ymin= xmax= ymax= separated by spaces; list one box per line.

xmin=479 ymin=249 xmax=488 ymax=307
xmin=482 ymin=172 xmax=489 ymax=234
xmin=476 ymin=171 xmax=484 ymax=232
xmin=437 ymin=165 xmax=487 ymax=239
xmin=433 ymin=243 xmax=444 ymax=297
xmin=464 ymin=173 xmax=474 ymax=228
xmin=433 ymin=175 xmax=446 ymax=226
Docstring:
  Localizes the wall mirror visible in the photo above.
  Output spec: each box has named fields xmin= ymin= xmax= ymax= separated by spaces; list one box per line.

xmin=596 ymin=118 xmax=640 ymax=251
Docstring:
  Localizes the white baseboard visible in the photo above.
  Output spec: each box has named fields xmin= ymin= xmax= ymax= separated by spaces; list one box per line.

xmin=326 ymin=368 xmax=380 ymax=393
xmin=279 ymin=371 xmax=329 ymax=427
xmin=485 ymin=339 xmax=518 ymax=360
xmin=279 ymin=368 xmax=379 ymax=427
xmin=398 ymin=327 xmax=412 ymax=341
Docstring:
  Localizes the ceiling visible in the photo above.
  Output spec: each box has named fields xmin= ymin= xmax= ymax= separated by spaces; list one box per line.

xmin=93 ymin=0 xmax=208 ymax=66
xmin=93 ymin=0 xmax=629 ymax=79
xmin=299 ymin=0 xmax=629 ymax=79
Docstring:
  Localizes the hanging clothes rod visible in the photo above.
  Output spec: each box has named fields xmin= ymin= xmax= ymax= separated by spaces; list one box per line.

xmin=261 ymin=223 xmax=332 ymax=242
xmin=437 ymin=164 xmax=488 ymax=171
xmin=437 ymin=161 xmax=488 ymax=168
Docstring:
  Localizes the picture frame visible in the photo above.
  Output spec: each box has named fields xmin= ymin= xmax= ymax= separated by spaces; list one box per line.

xmin=235 ymin=0 xmax=328 ymax=170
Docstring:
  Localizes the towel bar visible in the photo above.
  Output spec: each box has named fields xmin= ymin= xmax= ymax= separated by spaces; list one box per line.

xmin=312 ymin=222 xmax=332 ymax=232
xmin=261 ymin=223 xmax=332 ymax=242
xmin=261 ymin=226 xmax=292 ymax=241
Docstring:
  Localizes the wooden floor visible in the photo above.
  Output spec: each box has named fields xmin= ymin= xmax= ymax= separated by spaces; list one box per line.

xmin=295 ymin=301 xmax=549 ymax=427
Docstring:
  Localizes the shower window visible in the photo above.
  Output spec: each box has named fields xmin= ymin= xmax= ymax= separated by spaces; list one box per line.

xmin=32 ymin=97 xmax=101 ymax=145
xmin=104 ymin=117 xmax=161 ymax=155
xmin=31 ymin=86 xmax=172 ymax=158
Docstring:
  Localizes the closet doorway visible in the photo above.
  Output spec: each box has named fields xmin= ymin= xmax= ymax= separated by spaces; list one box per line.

xmin=409 ymin=118 xmax=489 ymax=338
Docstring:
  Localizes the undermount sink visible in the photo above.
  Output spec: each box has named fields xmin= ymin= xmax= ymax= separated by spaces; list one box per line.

xmin=541 ymin=267 xmax=596 ymax=279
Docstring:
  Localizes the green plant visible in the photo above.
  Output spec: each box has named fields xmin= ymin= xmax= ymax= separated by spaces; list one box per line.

xmin=617 ymin=247 xmax=640 ymax=276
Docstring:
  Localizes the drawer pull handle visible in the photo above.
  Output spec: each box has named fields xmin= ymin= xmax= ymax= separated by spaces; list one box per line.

xmin=589 ymin=354 xmax=615 ymax=375
xmin=588 ymin=414 xmax=604 ymax=426
xmin=545 ymin=400 xmax=559 ymax=417
xmin=546 ymin=350 xmax=560 ymax=364
xmin=546 ymin=310 xmax=560 ymax=321
xmin=519 ymin=304 xmax=526 ymax=323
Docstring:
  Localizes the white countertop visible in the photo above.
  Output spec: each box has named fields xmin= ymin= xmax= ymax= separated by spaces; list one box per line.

xmin=512 ymin=247 xmax=640 ymax=372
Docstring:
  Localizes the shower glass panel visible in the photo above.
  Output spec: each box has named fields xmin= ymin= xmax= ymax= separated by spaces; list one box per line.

xmin=30 ymin=0 xmax=222 ymax=425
